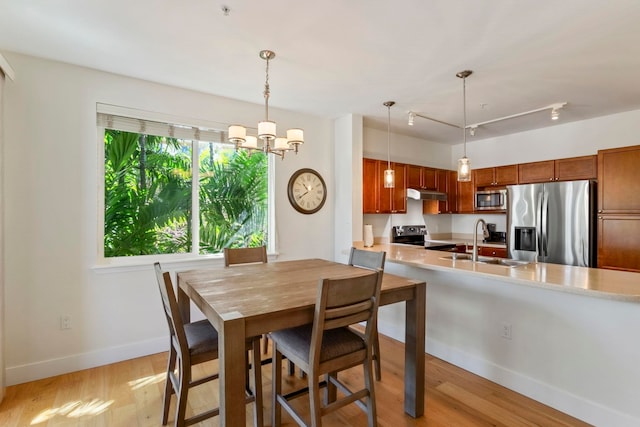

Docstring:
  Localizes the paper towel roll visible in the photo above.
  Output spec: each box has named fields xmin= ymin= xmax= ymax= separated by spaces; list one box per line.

xmin=364 ymin=224 xmax=374 ymax=247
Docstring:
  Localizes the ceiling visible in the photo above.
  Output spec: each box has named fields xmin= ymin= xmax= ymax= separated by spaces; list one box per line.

xmin=2 ymin=0 xmax=640 ymax=145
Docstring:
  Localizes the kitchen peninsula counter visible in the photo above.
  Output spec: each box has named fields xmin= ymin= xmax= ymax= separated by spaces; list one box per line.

xmin=353 ymin=242 xmax=640 ymax=302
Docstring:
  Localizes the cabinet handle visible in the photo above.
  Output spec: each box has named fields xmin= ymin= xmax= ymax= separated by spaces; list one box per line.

xmin=598 ymin=216 xmax=603 ymax=220
xmin=549 ymin=178 xmax=554 ymax=181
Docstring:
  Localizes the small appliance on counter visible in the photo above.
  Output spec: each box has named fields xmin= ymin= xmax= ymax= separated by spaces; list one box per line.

xmin=391 ymin=225 xmax=456 ymax=251
xmin=483 ymin=223 xmax=506 ymax=244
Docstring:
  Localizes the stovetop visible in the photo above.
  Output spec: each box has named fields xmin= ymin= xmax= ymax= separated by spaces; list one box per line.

xmin=391 ymin=225 xmax=456 ymax=251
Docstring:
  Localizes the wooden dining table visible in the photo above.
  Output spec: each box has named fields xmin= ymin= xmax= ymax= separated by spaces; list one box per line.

xmin=176 ymin=258 xmax=426 ymax=426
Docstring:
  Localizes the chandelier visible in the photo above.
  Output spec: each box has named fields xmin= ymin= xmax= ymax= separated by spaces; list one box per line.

xmin=228 ymin=50 xmax=304 ymax=159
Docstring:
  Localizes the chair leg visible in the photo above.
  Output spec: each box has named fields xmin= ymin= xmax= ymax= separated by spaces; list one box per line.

xmin=271 ymin=346 xmax=282 ymax=427
xmin=175 ymin=358 xmax=190 ymax=427
xmin=363 ymin=359 xmax=377 ymax=427
xmin=262 ymin=334 xmax=269 ymax=354
xmin=162 ymin=348 xmax=177 ymax=425
xmin=251 ymin=338 xmax=264 ymax=427
xmin=373 ymin=333 xmax=382 ymax=381
xmin=309 ymin=370 xmax=323 ymax=427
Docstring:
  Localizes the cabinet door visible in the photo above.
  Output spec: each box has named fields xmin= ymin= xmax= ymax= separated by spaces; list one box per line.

xmin=474 ymin=168 xmax=495 ymax=187
xmin=407 ymin=164 xmax=422 ymax=188
xmin=363 ymin=158 xmax=380 ymax=213
xmin=518 ymin=160 xmax=555 ymax=183
xmin=457 ymin=177 xmax=475 ymax=213
xmin=494 ymin=165 xmax=518 ymax=185
xmin=447 ymin=170 xmax=459 ymax=213
xmin=479 ymin=246 xmax=507 ymax=258
xmin=555 ymin=155 xmax=596 ymax=181
xmin=391 ymin=163 xmax=407 ymax=213
xmin=598 ymin=146 xmax=640 ymax=214
xmin=598 ymin=214 xmax=640 ymax=272
xmin=422 ymin=167 xmax=437 ymax=190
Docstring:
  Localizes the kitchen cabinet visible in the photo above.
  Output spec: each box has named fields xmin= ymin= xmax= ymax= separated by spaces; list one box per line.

xmin=407 ymin=164 xmax=436 ymax=190
xmin=597 ymin=145 xmax=640 ymax=272
xmin=391 ymin=162 xmax=407 ymax=213
xmin=457 ymin=175 xmax=475 ymax=213
xmin=362 ymin=158 xmax=406 ymax=214
xmin=597 ymin=215 xmax=640 ymax=273
xmin=478 ymin=246 xmax=508 ymax=258
xmin=518 ymin=155 xmax=596 ymax=184
xmin=474 ymin=165 xmax=518 ymax=188
xmin=597 ymin=146 xmax=640 ymax=214
xmin=423 ymin=169 xmax=457 ymax=214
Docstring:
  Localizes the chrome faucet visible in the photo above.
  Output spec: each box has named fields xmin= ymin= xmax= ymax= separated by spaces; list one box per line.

xmin=472 ymin=218 xmax=487 ymax=262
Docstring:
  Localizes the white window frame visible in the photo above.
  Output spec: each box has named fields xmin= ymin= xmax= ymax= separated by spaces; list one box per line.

xmin=95 ymin=103 xmax=275 ymax=267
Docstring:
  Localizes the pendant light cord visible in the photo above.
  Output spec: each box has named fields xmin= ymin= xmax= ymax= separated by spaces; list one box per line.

xmin=387 ymin=104 xmax=391 ymax=169
xmin=462 ymin=75 xmax=467 ymax=158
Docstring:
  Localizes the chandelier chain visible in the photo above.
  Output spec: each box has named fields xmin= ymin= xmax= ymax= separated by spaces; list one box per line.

xmin=264 ymin=55 xmax=270 ymax=121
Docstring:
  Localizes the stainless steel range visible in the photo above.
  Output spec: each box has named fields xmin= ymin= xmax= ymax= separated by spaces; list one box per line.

xmin=391 ymin=225 xmax=456 ymax=250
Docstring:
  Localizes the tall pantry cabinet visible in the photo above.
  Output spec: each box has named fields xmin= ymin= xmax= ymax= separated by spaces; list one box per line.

xmin=597 ymin=145 xmax=640 ymax=272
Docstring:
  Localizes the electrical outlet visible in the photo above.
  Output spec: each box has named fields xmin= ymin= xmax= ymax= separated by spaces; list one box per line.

xmin=60 ymin=315 xmax=72 ymax=330
xmin=501 ymin=322 xmax=512 ymax=340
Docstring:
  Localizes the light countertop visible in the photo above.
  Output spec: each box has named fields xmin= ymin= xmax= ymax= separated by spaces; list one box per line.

xmin=353 ymin=242 xmax=640 ymax=302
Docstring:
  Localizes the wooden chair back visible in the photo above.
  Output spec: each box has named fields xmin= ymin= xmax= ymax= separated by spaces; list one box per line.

xmin=309 ymin=269 xmax=383 ymax=368
xmin=154 ymin=262 xmax=189 ymax=361
xmin=224 ymin=246 xmax=268 ymax=267
xmin=348 ymin=247 xmax=386 ymax=270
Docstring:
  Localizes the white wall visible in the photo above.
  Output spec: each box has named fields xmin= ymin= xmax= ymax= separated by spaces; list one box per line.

xmin=2 ymin=52 xmax=335 ymax=385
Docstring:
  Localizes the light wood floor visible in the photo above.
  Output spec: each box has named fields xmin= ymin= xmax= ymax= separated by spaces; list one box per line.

xmin=0 ymin=334 xmax=591 ymax=426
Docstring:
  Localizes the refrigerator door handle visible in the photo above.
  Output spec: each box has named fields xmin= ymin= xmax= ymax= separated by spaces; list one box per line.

xmin=542 ymin=191 xmax=549 ymax=256
xmin=536 ymin=192 xmax=544 ymax=257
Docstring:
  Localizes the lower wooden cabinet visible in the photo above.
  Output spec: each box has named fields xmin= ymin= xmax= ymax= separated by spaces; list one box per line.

xmin=478 ymin=246 xmax=508 ymax=258
xmin=598 ymin=214 xmax=640 ymax=272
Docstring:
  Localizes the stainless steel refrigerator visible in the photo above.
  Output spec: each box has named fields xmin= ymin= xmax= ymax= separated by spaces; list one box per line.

xmin=506 ymin=180 xmax=596 ymax=267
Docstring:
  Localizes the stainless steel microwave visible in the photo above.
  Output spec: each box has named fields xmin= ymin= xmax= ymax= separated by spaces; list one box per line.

xmin=475 ymin=189 xmax=507 ymax=210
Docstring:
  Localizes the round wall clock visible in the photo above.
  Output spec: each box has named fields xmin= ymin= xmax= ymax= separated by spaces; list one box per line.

xmin=287 ymin=168 xmax=327 ymax=214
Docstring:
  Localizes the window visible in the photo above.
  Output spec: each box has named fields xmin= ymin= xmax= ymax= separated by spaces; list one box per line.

xmin=97 ymin=105 xmax=269 ymax=261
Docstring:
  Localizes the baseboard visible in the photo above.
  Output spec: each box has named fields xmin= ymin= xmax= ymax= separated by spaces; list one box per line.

xmin=6 ymin=337 xmax=167 ymax=386
xmin=427 ymin=337 xmax=639 ymax=427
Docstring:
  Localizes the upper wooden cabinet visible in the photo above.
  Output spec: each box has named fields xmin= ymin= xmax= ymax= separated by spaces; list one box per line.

xmin=598 ymin=146 xmax=640 ymax=214
xmin=407 ymin=165 xmax=436 ymax=190
xmin=474 ymin=165 xmax=518 ymax=188
xmin=518 ymin=155 xmax=596 ymax=184
xmin=362 ymin=159 xmax=406 ymax=214
xmin=457 ymin=174 xmax=475 ymax=214
xmin=423 ymin=169 xmax=457 ymax=214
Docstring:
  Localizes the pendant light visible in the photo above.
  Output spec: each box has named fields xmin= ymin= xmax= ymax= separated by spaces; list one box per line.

xmin=457 ymin=70 xmax=472 ymax=182
xmin=228 ymin=50 xmax=304 ymax=159
xmin=383 ymin=101 xmax=395 ymax=188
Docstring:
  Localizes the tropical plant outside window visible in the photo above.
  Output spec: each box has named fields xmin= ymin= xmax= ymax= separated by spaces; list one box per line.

xmin=101 ymin=113 xmax=268 ymax=258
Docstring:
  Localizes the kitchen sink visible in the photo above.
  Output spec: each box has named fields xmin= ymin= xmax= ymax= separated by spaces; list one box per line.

xmin=439 ymin=253 xmax=529 ymax=267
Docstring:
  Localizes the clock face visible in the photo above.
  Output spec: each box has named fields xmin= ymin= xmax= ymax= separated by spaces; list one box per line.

xmin=287 ymin=168 xmax=327 ymax=214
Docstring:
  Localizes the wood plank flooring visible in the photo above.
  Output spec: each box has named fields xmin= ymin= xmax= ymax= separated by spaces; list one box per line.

xmin=0 ymin=334 xmax=591 ymax=426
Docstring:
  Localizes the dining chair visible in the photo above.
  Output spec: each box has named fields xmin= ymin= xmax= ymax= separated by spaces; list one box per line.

xmin=348 ymin=247 xmax=386 ymax=381
xmin=270 ymin=268 xmax=383 ymax=427
xmin=154 ymin=262 xmax=264 ymax=427
xmin=223 ymin=245 xmax=271 ymax=353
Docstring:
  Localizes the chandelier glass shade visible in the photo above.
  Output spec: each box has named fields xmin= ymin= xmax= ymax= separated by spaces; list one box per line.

xmin=228 ymin=50 xmax=303 ymax=159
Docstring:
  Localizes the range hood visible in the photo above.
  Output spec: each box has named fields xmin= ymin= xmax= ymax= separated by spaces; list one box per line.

xmin=407 ymin=188 xmax=447 ymax=201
